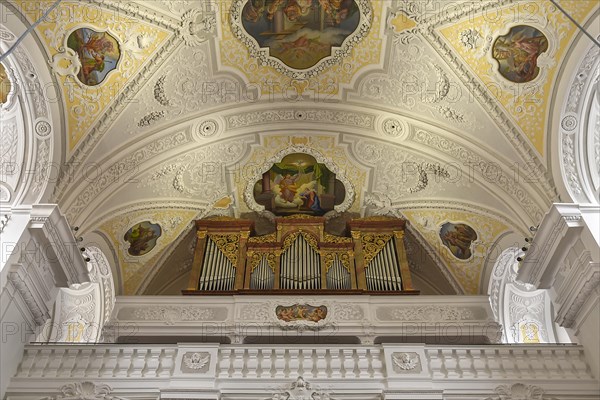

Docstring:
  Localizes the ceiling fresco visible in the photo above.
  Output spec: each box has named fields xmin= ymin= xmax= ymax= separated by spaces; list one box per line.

xmin=438 ymin=0 xmax=598 ymax=155
xmin=220 ymin=0 xmax=384 ymax=96
xmin=4 ymin=0 xmax=598 ymax=295
xmin=13 ymin=0 xmax=173 ymax=151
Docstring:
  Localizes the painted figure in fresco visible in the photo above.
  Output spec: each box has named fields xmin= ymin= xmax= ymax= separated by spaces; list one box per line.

xmin=67 ymin=28 xmax=120 ymax=86
xmin=440 ymin=223 xmax=477 ymax=260
xmin=300 ymin=187 xmax=323 ymax=213
xmin=277 ymin=173 xmax=300 ymax=203
xmin=241 ymin=0 xmax=360 ymax=69
xmin=124 ymin=222 xmax=162 ymax=256
xmin=492 ymin=26 xmax=548 ymax=83
xmin=0 ymin=63 xmax=10 ymax=104
xmin=276 ymin=304 xmax=327 ymax=322
xmin=253 ymin=153 xmax=342 ymax=216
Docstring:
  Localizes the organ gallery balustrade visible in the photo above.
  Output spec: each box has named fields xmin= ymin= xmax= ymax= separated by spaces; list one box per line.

xmin=184 ymin=215 xmax=418 ymax=295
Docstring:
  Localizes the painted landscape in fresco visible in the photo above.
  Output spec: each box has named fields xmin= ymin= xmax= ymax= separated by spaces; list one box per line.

xmin=123 ymin=221 xmax=162 ymax=256
xmin=254 ymin=153 xmax=344 ymax=216
xmin=241 ymin=0 xmax=360 ymax=69
xmin=67 ymin=27 xmax=121 ymax=86
xmin=439 ymin=222 xmax=478 ymax=260
xmin=492 ymin=25 xmax=548 ymax=83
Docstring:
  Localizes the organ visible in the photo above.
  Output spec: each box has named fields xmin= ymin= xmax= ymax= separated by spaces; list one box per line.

xmin=184 ymin=215 xmax=418 ymax=294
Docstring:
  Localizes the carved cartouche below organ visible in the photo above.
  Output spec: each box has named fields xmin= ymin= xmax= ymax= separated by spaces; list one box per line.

xmin=183 ymin=215 xmax=418 ymax=295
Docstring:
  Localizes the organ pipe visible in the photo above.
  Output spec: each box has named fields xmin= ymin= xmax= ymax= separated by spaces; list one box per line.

xmin=186 ymin=216 xmax=417 ymax=295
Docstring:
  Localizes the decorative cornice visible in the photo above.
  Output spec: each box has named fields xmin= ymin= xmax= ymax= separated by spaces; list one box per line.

xmin=7 ymin=269 xmax=49 ymax=326
xmin=224 ymin=108 xmax=376 ymax=130
xmin=409 ymin=129 xmax=547 ymax=222
xmin=557 ymin=267 xmax=599 ymax=329
xmin=518 ymin=205 xmax=587 ymax=287
xmin=63 ymin=131 xmax=192 ymax=222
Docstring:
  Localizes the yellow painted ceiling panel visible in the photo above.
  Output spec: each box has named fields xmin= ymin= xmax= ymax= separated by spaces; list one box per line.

xmin=439 ymin=0 xmax=598 ymax=156
xmin=403 ymin=209 xmax=511 ymax=294
xmin=15 ymin=0 xmax=173 ymax=151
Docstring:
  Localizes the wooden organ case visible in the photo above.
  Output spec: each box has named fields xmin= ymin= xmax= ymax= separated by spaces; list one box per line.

xmin=184 ymin=216 xmax=418 ymax=295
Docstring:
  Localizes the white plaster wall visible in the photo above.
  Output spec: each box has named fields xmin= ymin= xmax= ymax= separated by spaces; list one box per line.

xmin=0 ymin=292 xmax=35 ymax=398
xmin=574 ymin=296 xmax=600 ymax=383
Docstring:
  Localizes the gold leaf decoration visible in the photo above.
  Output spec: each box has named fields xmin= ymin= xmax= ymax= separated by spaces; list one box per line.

xmin=323 ymin=252 xmax=352 ymax=272
xmin=248 ymin=233 xmax=277 ymax=244
xmin=249 ymin=252 xmax=276 ymax=272
xmin=208 ymin=233 xmax=240 ymax=266
xmin=358 ymin=216 xmax=399 ymax=222
xmin=281 ymin=214 xmax=318 ymax=219
xmin=361 ymin=233 xmax=393 ymax=266
xmin=282 ymin=231 xmax=319 ymax=253
xmin=323 ymin=233 xmax=353 ymax=244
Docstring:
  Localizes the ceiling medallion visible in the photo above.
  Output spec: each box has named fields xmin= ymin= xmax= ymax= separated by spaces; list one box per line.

xmin=230 ymin=0 xmax=372 ymax=79
xmin=492 ymin=25 xmax=548 ymax=84
xmin=439 ymin=222 xmax=478 ymax=261
xmin=123 ymin=221 xmax=162 ymax=257
xmin=250 ymin=151 xmax=349 ymax=216
xmin=66 ymin=27 xmax=121 ymax=86
xmin=50 ymin=27 xmax=122 ymax=87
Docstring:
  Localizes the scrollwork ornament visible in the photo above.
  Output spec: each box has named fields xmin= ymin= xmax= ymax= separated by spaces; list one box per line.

xmin=282 ymin=231 xmax=319 ymax=253
xmin=459 ymin=28 xmax=482 ymax=50
xmin=323 ymin=233 xmax=352 ymax=244
xmin=208 ymin=233 xmax=240 ymax=266
xmin=361 ymin=233 xmax=393 ymax=265
xmin=486 ymin=383 xmax=546 ymax=400
xmin=248 ymin=233 xmax=277 ymax=244
xmin=49 ymin=47 xmax=81 ymax=78
xmin=41 ymin=381 xmax=114 ymax=400
xmin=180 ymin=9 xmax=217 ymax=46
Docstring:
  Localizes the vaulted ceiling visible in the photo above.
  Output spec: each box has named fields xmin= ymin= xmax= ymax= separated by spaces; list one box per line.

xmin=2 ymin=0 xmax=598 ymax=295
